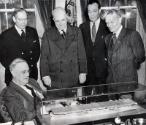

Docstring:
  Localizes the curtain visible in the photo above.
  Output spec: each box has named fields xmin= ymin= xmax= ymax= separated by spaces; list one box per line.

xmin=65 ymin=0 xmax=77 ymax=26
xmin=136 ymin=0 xmax=146 ymax=85
xmin=35 ymin=0 xmax=55 ymax=30
xmin=136 ymin=0 xmax=146 ymax=32
xmin=33 ymin=0 xmax=55 ymax=91
xmin=80 ymin=0 xmax=88 ymax=22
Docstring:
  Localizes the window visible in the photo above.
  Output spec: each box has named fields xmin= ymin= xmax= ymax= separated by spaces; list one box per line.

xmin=99 ymin=0 xmax=137 ymax=30
xmin=0 ymin=0 xmax=36 ymax=33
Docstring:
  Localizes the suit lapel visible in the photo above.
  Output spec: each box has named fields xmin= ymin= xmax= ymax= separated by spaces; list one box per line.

xmin=117 ymin=28 xmax=127 ymax=42
xmin=10 ymin=82 xmax=34 ymax=105
xmin=95 ymin=20 xmax=106 ymax=41
xmin=86 ymin=21 xmax=93 ymax=46
xmin=87 ymin=21 xmax=92 ymax=42
xmin=113 ymin=28 xmax=126 ymax=52
xmin=51 ymin=27 xmax=66 ymax=51
xmin=12 ymin=27 xmax=22 ymax=40
xmin=108 ymin=34 xmax=114 ymax=62
xmin=65 ymin=25 xmax=75 ymax=51
xmin=94 ymin=20 xmax=102 ymax=44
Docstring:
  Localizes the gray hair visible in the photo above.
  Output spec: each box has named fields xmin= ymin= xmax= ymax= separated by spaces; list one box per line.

xmin=52 ymin=7 xmax=66 ymax=18
xmin=13 ymin=8 xmax=27 ymax=17
xmin=9 ymin=58 xmax=27 ymax=72
xmin=102 ymin=9 xmax=122 ymax=19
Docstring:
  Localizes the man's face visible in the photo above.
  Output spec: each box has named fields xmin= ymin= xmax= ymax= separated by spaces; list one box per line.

xmin=12 ymin=62 xmax=29 ymax=86
xmin=13 ymin=11 xmax=27 ymax=30
xmin=88 ymin=3 xmax=100 ymax=22
xmin=105 ymin=13 xmax=122 ymax=33
xmin=53 ymin=11 xmax=67 ymax=31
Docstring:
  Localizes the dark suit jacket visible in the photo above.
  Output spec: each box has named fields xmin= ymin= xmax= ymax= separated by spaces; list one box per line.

xmin=3 ymin=78 xmax=43 ymax=123
xmin=40 ymin=24 xmax=87 ymax=89
xmin=105 ymin=28 xmax=145 ymax=83
xmin=0 ymin=26 xmax=40 ymax=82
xmin=80 ymin=19 xmax=110 ymax=85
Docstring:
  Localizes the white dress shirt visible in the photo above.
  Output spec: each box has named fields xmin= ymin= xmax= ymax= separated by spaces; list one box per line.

xmin=15 ymin=25 xmax=25 ymax=36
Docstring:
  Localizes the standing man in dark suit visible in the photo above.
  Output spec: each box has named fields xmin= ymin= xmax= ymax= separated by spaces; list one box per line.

xmin=80 ymin=0 xmax=110 ymax=87
xmin=104 ymin=9 xmax=145 ymax=84
xmin=0 ymin=8 xmax=40 ymax=85
xmin=40 ymin=7 xmax=87 ymax=89
xmin=104 ymin=9 xmax=145 ymax=100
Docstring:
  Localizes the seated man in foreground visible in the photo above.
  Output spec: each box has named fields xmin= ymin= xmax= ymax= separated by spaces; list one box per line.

xmin=2 ymin=58 xmax=45 ymax=124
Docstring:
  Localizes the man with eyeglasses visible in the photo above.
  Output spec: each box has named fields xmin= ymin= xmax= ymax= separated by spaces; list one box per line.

xmin=2 ymin=58 xmax=44 ymax=124
xmin=0 ymin=8 xmax=40 ymax=85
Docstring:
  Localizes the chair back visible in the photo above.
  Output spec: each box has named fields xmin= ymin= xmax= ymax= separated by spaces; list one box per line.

xmin=0 ymin=88 xmax=12 ymax=123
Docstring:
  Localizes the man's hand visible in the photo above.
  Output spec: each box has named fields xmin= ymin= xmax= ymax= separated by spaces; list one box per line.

xmin=79 ymin=73 xmax=86 ymax=84
xmin=42 ymin=76 xmax=51 ymax=87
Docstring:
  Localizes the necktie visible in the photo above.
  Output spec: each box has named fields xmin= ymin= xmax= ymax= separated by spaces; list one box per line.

xmin=25 ymin=85 xmax=36 ymax=98
xmin=92 ymin=22 xmax=96 ymax=43
xmin=61 ymin=30 xmax=66 ymax=39
xmin=21 ymin=30 xmax=26 ymax=41
xmin=112 ymin=33 xmax=117 ymax=45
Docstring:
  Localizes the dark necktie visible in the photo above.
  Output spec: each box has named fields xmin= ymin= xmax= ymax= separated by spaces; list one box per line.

xmin=92 ymin=22 xmax=96 ymax=43
xmin=112 ymin=33 xmax=117 ymax=45
xmin=61 ymin=30 xmax=66 ymax=39
xmin=21 ymin=30 xmax=26 ymax=41
xmin=25 ymin=85 xmax=36 ymax=98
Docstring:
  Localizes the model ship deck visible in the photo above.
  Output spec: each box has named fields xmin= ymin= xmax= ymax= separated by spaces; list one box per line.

xmin=51 ymin=99 xmax=138 ymax=115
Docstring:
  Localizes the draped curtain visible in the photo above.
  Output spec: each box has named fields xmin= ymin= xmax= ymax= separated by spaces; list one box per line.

xmin=136 ymin=0 xmax=146 ymax=84
xmin=35 ymin=0 xmax=55 ymax=30
xmin=79 ymin=0 xmax=88 ymax=22
xmin=136 ymin=0 xmax=146 ymax=32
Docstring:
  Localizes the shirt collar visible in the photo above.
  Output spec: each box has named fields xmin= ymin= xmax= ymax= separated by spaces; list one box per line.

xmin=114 ymin=25 xmax=123 ymax=38
xmin=19 ymin=84 xmax=33 ymax=97
xmin=90 ymin=18 xmax=100 ymax=25
xmin=90 ymin=18 xmax=100 ymax=32
xmin=59 ymin=28 xmax=67 ymax=34
xmin=15 ymin=25 xmax=25 ymax=35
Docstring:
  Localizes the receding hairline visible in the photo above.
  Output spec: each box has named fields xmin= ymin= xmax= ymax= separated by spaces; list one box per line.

xmin=9 ymin=58 xmax=28 ymax=72
xmin=52 ymin=7 xmax=66 ymax=18
xmin=104 ymin=9 xmax=122 ymax=20
xmin=13 ymin=8 xmax=27 ymax=18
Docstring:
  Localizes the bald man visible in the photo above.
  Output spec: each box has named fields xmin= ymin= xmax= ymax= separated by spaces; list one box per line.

xmin=40 ymin=7 xmax=87 ymax=89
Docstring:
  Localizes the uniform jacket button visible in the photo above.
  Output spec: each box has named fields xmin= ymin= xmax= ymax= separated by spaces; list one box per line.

xmin=21 ymin=52 xmax=24 ymax=55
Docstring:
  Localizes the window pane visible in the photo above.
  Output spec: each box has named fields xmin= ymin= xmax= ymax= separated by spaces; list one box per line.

xmin=23 ymin=0 xmax=34 ymax=8
xmin=0 ymin=13 xmax=7 ymax=32
xmin=27 ymin=12 xmax=36 ymax=28
xmin=0 ymin=0 xmax=35 ymax=32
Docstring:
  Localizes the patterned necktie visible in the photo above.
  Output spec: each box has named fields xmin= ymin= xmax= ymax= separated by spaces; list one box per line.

xmin=92 ymin=22 xmax=96 ymax=43
xmin=112 ymin=33 xmax=117 ymax=45
xmin=21 ymin=30 xmax=26 ymax=41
